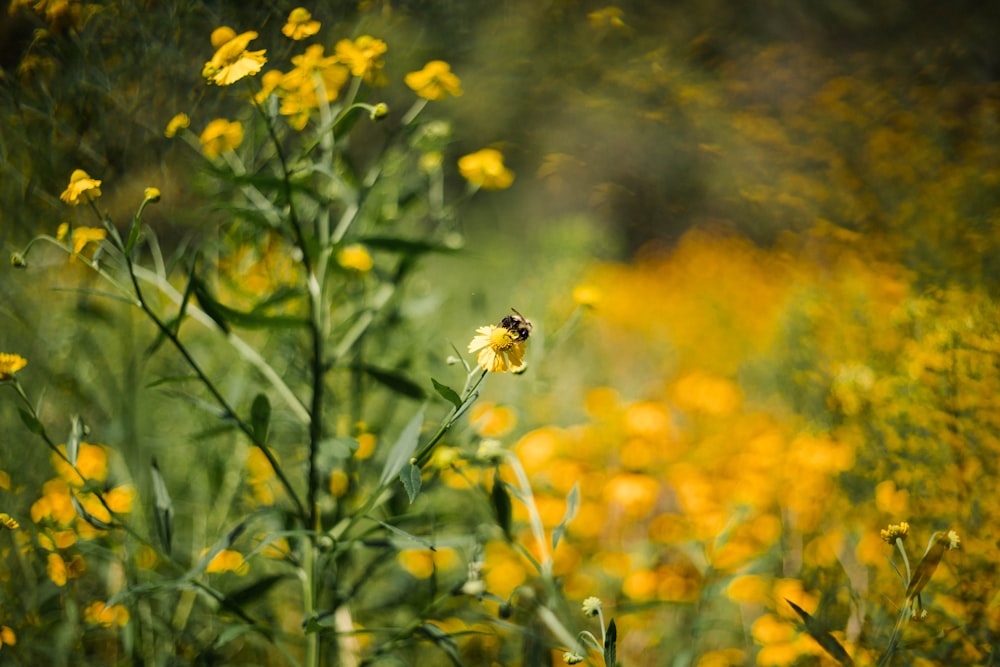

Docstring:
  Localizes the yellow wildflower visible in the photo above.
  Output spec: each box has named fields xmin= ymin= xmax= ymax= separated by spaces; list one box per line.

xmin=458 ymin=148 xmax=515 ymax=190
xmin=202 ymin=28 xmax=266 ymax=86
xmin=199 ymin=118 xmax=244 ymax=158
xmin=204 ymin=548 xmax=250 ymax=575
xmin=164 ymin=112 xmax=190 ymax=138
xmin=46 ymin=552 xmax=85 ymax=587
xmin=337 ymin=244 xmax=373 ymax=272
xmin=404 ymin=60 xmax=463 ymax=101
xmin=880 ymin=521 xmax=910 ymax=544
xmin=84 ymin=601 xmax=129 ymax=627
xmin=0 ymin=353 xmax=27 ymax=380
xmin=144 ymin=187 xmax=161 ymax=202
xmin=467 ymin=310 xmax=532 ymax=373
xmin=335 ymin=35 xmax=387 ymax=85
xmin=59 ymin=169 xmax=102 ymax=206
xmin=274 ymin=44 xmax=349 ymax=129
xmin=0 ymin=625 xmax=15 ymax=648
xmin=282 ymin=7 xmax=320 ymax=40
xmin=0 ymin=513 xmax=19 ymax=530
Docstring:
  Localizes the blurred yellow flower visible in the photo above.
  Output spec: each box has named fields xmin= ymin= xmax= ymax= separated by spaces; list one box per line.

xmin=587 ymin=6 xmax=627 ymax=29
xmin=272 ymin=45 xmax=350 ymax=129
xmin=405 ymin=60 xmax=463 ymax=101
xmin=0 ymin=353 xmax=27 ymax=380
xmin=282 ymin=7 xmax=320 ymax=40
xmin=202 ymin=29 xmax=266 ymax=85
xmin=335 ymin=35 xmax=387 ymax=85
xmin=164 ymin=112 xmax=190 ymax=138
xmin=572 ymin=284 xmax=601 ymax=308
xmin=46 ymin=552 xmax=85 ymax=587
xmin=458 ymin=148 xmax=515 ymax=190
xmin=470 ymin=403 xmax=517 ymax=437
xmin=880 ymin=520 xmax=910 ymax=544
xmin=0 ymin=625 xmax=15 ymax=648
xmin=204 ymin=548 xmax=250 ymax=575
xmin=337 ymin=244 xmax=373 ymax=272
xmin=84 ymin=601 xmax=129 ymax=627
xmin=0 ymin=513 xmax=19 ymax=530
xmin=354 ymin=432 xmax=376 ymax=459
xmin=329 ymin=469 xmax=349 ymax=497
xmin=0 ymin=470 xmax=8 ymax=490
xmin=200 ymin=119 xmax=244 ymax=158
xmin=31 ymin=478 xmax=75 ymax=526
xmin=55 ymin=224 xmax=107 ymax=256
xmin=52 ymin=442 xmax=108 ymax=485
xmin=59 ymin=169 xmax=102 ymax=206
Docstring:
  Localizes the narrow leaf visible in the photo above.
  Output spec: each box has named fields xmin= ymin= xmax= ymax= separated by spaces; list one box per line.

xmin=491 ymin=479 xmax=513 ymax=539
xmin=551 ymin=482 xmax=580 ymax=551
xmin=250 ymin=393 xmax=271 ymax=444
xmin=191 ymin=276 xmax=230 ymax=334
xmin=227 ymin=573 xmax=288 ymax=606
xmin=419 ymin=622 xmax=465 ymax=667
xmin=371 ymin=518 xmax=436 ymax=550
xmin=604 ymin=618 xmax=617 ymax=667
xmin=432 ymin=378 xmax=463 ymax=410
xmin=71 ymin=494 xmax=115 ymax=530
xmin=125 ymin=218 xmax=142 ymax=255
xmin=359 ymin=364 xmax=427 ymax=400
xmin=66 ymin=415 xmax=86 ymax=467
xmin=379 ymin=406 xmax=425 ymax=486
xmin=905 ymin=531 xmax=950 ymax=600
xmin=787 ymin=599 xmax=854 ymax=665
xmin=151 ymin=458 xmax=174 ymax=553
xmin=18 ymin=408 xmax=44 ymax=435
xmin=400 ymin=462 xmax=423 ymax=503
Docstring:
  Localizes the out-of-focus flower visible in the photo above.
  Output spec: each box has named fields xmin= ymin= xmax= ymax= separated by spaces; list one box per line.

xmin=0 ymin=354 xmax=27 ymax=380
xmin=458 ymin=148 xmax=515 ymax=190
xmin=59 ymin=169 xmax=102 ymax=206
xmin=337 ymin=244 xmax=373 ymax=272
xmin=55 ymin=224 xmax=107 ymax=256
xmin=0 ymin=513 xmax=19 ymax=530
xmin=587 ymin=6 xmax=627 ymax=30
xmin=200 ymin=119 xmax=244 ymax=158
xmin=164 ymin=113 xmax=190 ymax=138
xmin=581 ymin=596 xmax=603 ymax=617
xmin=563 ymin=651 xmax=586 ymax=664
xmin=282 ymin=8 xmax=320 ymax=40
xmin=203 ymin=28 xmax=266 ymax=85
xmin=335 ymin=35 xmax=387 ymax=85
xmin=405 ymin=60 xmax=463 ymax=100
xmin=269 ymin=44 xmax=349 ymax=130
xmin=203 ymin=548 xmax=250 ymax=575
xmin=46 ymin=552 xmax=85 ymax=587
xmin=0 ymin=625 xmax=16 ymax=648
xmin=84 ymin=601 xmax=129 ymax=627
xmin=470 ymin=403 xmax=517 ymax=437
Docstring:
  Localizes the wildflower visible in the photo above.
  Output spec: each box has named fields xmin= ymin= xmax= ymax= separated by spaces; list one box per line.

xmin=143 ymin=187 xmax=161 ymax=203
xmin=369 ymin=102 xmax=389 ymax=120
xmin=335 ymin=35 xmax=387 ymax=85
xmin=880 ymin=521 xmax=910 ymax=544
xmin=405 ymin=60 xmax=463 ymax=101
xmin=0 ymin=513 xmax=19 ymax=530
xmin=0 ymin=353 xmax=27 ymax=380
xmin=581 ymin=596 xmax=603 ymax=617
xmin=59 ymin=169 xmax=102 ymax=206
xmin=199 ymin=119 xmax=244 ymax=158
xmin=46 ymin=552 xmax=85 ymax=586
xmin=563 ymin=650 xmax=586 ymax=664
xmin=204 ymin=548 xmax=250 ymax=575
xmin=55 ymin=223 xmax=107 ymax=256
xmin=458 ymin=148 xmax=515 ymax=190
xmin=203 ymin=28 xmax=266 ymax=85
xmin=0 ymin=625 xmax=15 ymax=648
xmin=164 ymin=113 xmax=190 ymax=138
xmin=274 ymin=44 xmax=349 ymax=129
xmin=337 ymin=244 xmax=373 ymax=272
xmin=947 ymin=530 xmax=960 ymax=550
xmin=476 ymin=439 xmax=505 ymax=463
xmin=282 ymin=7 xmax=320 ymax=40
xmin=467 ymin=310 xmax=533 ymax=373
xmin=572 ymin=284 xmax=601 ymax=308
xmin=84 ymin=601 xmax=129 ymax=627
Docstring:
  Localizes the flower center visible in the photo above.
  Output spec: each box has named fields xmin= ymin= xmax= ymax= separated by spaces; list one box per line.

xmin=488 ymin=326 xmax=516 ymax=350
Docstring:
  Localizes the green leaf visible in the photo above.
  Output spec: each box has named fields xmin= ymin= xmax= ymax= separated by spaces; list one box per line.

xmin=358 ymin=364 xmax=427 ymax=401
xmin=419 ymin=622 xmax=466 ymax=667
xmin=786 ymin=599 xmax=854 ymax=665
xmin=191 ymin=275 xmax=230 ymax=334
xmin=491 ymin=478 xmax=513 ymax=539
xmin=357 ymin=235 xmax=460 ymax=255
xmin=432 ymin=378 xmax=463 ymax=410
xmin=18 ymin=408 xmax=44 ymax=435
xmin=379 ymin=406 xmax=425 ymax=487
xmin=370 ymin=518 xmax=436 ymax=550
xmin=400 ymin=462 xmax=422 ymax=503
xmin=213 ymin=624 xmax=256 ymax=649
xmin=124 ymin=218 xmax=142 ymax=255
xmin=250 ymin=393 xmax=271 ymax=445
xmin=66 ymin=415 xmax=86 ymax=467
xmin=226 ymin=574 xmax=288 ymax=606
xmin=604 ymin=618 xmax=617 ymax=667
xmin=551 ymin=482 xmax=580 ymax=551
xmin=151 ymin=458 xmax=174 ymax=553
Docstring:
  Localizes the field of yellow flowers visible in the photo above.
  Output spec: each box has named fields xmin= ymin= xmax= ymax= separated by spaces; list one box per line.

xmin=2 ymin=2 xmax=998 ymax=666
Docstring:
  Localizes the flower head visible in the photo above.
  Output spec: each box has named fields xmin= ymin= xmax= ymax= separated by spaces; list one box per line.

xmin=581 ymin=596 xmax=603 ymax=617
xmin=563 ymin=651 xmax=586 ymax=665
xmin=202 ymin=28 xmax=266 ymax=86
xmin=203 ymin=548 xmax=250 ymax=575
xmin=467 ymin=309 xmax=532 ymax=373
xmin=458 ymin=148 xmax=515 ymax=190
xmin=405 ymin=60 xmax=463 ymax=101
xmin=0 ymin=353 xmax=27 ymax=380
xmin=164 ymin=113 xmax=190 ymax=138
xmin=56 ymin=224 xmax=107 ymax=256
xmin=84 ymin=601 xmax=129 ymax=627
xmin=0 ymin=513 xmax=19 ymax=530
xmin=282 ymin=8 xmax=320 ymax=40
xmin=947 ymin=530 xmax=960 ymax=550
xmin=880 ymin=521 xmax=910 ymax=544
xmin=335 ymin=35 xmax=387 ymax=85
xmin=59 ymin=169 xmax=102 ymax=205
xmin=337 ymin=244 xmax=373 ymax=272
xmin=199 ymin=118 xmax=244 ymax=158
xmin=143 ymin=187 xmax=161 ymax=203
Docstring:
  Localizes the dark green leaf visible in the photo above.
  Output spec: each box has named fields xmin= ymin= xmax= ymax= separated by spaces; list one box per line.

xmin=18 ymin=408 xmax=45 ymax=435
xmin=400 ymin=462 xmax=422 ymax=503
xmin=250 ymin=393 xmax=271 ymax=444
xmin=226 ymin=574 xmax=288 ymax=606
xmin=357 ymin=235 xmax=460 ymax=255
xmin=125 ymin=218 xmax=142 ymax=255
xmin=379 ymin=406 xmax=425 ymax=486
xmin=491 ymin=479 xmax=513 ymax=539
xmin=151 ymin=458 xmax=174 ymax=553
xmin=358 ymin=364 xmax=427 ymax=400
xmin=604 ymin=618 xmax=617 ymax=667
xmin=419 ymin=622 xmax=466 ymax=667
xmin=191 ymin=276 xmax=230 ymax=334
xmin=432 ymin=378 xmax=463 ymax=410
xmin=787 ymin=599 xmax=854 ymax=666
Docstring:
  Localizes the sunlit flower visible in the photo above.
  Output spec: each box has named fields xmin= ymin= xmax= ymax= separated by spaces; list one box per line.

xmin=467 ymin=311 xmax=532 ymax=373
xmin=0 ymin=625 xmax=15 ymax=648
xmin=0 ymin=513 xmax=19 ymax=530
xmin=282 ymin=7 xmax=320 ymax=40
xmin=143 ymin=187 xmax=161 ymax=203
xmin=164 ymin=113 xmax=190 ymax=138
xmin=55 ymin=224 xmax=107 ymax=256
xmin=272 ymin=44 xmax=350 ymax=129
xmin=337 ymin=244 xmax=373 ymax=272
xmin=84 ymin=601 xmax=129 ymax=627
xmin=947 ymin=530 xmax=960 ymax=550
xmin=880 ymin=521 xmax=910 ymax=544
xmin=405 ymin=60 xmax=463 ymax=100
xmin=458 ymin=148 xmax=515 ymax=190
xmin=203 ymin=548 xmax=250 ymax=575
xmin=0 ymin=354 xmax=27 ymax=380
xmin=59 ymin=169 xmax=102 ymax=206
xmin=581 ymin=596 xmax=603 ymax=617
xmin=202 ymin=28 xmax=266 ymax=86
xmin=335 ymin=35 xmax=387 ymax=85
xmin=199 ymin=119 xmax=244 ymax=158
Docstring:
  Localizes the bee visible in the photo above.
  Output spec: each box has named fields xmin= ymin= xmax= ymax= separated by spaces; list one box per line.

xmin=499 ymin=308 xmax=533 ymax=341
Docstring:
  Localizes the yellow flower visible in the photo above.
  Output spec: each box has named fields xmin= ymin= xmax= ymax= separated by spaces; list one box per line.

xmin=581 ymin=596 xmax=603 ymax=617
xmin=57 ymin=226 xmax=107 ymax=255
xmin=467 ymin=311 xmax=532 ymax=373
xmin=0 ymin=353 xmax=27 ymax=380
xmin=46 ymin=552 xmax=85 ymax=587
xmin=144 ymin=187 xmax=161 ymax=202
xmin=0 ymin=513 xmax=19 ymax=530
xmin=273 ymin=45 xmax=349 ymax=129
xmin=204 ymin=548 xmax=250 ymax=575
xmin=202 ymin=29 xmax=266 ymax=86
xmin=59 ymin=169 xmax=102 ymax=205
xmin=199 ymin=118 xmax=244 ymax=158
xmin=458 ymin=148 xmax=515 ymax=190
xmin=335 ymin=35 xmax=387 ymax=85
xmin=164 ymin=112 xmax=190 ymax=138
xmin=282 ymin=7 xmax=320 ymax=40
xmin=404 ymin=60 xmax=463 ymax=101
xmin=84 ymin=601 xmax=129 ymax=627
xmin=880 ymin=521 xmax=910 ymax=544
xmin=0 ymin=625 xmax=15 ymax=648
xmin=52 ymin=442 xmax=108 ymax=485
xmin=337 ymin=244 xmax=373 ymax=272
xmin=587 ymin=6 xmax=627 ymax=30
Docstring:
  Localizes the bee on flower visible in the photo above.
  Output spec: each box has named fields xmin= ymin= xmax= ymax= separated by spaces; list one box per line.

xmin=467 ymin=309 xmax=533 ymax=373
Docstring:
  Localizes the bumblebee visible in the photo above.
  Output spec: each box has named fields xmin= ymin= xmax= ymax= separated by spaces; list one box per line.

xmin=499 ymin=308 xmax=533 ymax=341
